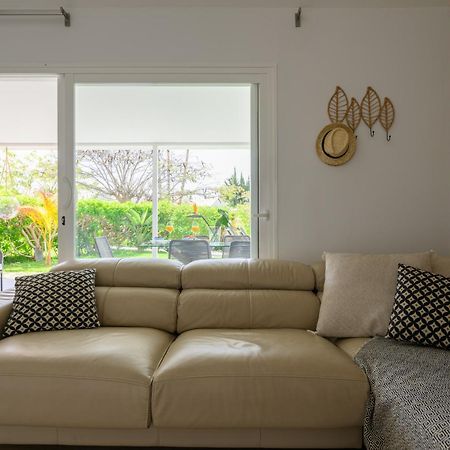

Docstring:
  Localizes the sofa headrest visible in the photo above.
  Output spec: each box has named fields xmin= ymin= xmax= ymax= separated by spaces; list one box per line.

xmin=181 ymin=258 xmax=315 ymax=291
xmin=52 ymin=258 xmax=183 ymax=289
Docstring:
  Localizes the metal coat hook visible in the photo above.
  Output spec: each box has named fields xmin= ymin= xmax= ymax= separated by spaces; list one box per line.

xmin=370 ymin=129 xmax=375 ymax=137
xmin=295 ymin=7 xmax=301 ymax=27
xmin=386 ymin=132 xmax=392 ymax=142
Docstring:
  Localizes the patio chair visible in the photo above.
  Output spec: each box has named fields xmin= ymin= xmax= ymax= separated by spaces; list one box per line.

xmin=223 ymin=235 xmax=250 ymax=258
xmin=168 ymin=239 xmax=211 ymax=265
xmin=94 ymin=237 xmax=114 ymax=258
xmin=0 ymin=250 xmax=3 ymax=291
xmin=228 ymin=240 xmax=251 ymax=259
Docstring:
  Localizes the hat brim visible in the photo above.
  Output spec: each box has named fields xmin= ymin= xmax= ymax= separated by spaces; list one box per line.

xmin=316 ymin=123 xmax=356 ymax=166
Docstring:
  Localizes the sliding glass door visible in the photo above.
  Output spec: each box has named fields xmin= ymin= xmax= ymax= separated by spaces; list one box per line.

xmin=0 ymin=69 xmax=275 ymax=273
xmin=71 ymin=82 xmax=257 ymax=261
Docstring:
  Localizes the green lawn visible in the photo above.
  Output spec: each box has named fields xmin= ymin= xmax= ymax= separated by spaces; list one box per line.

xmin=4 ymin=249 xmax=169 ymax=275
xmin=5 ymin=259 xmax=55 ymax=274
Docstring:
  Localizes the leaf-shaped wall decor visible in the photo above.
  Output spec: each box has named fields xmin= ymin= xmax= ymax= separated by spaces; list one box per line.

xmin=327 ymin=86 xmax=349 ymax=123
xmin=346 ymin=97 xmax=362 ymax=133
xmin=379 ymin=97 xmax=395 ymax=141
xmin=361 ymin=86 xmax=381 ymax=137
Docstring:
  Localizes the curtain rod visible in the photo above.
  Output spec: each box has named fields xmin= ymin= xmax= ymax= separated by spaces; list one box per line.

xmin=0 ymin=7 xmax=70 ymax=27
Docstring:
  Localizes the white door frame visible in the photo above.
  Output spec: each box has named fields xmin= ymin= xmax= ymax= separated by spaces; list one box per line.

xmin=0 ymin=65 xmax=278 ymax=260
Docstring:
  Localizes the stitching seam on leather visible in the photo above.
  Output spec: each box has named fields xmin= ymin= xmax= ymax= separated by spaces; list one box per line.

xmin=175 ymin=291 xmax=181 ymax=334
xmin=112 ymin=258 xmax=121 ymax=287
xmin=150 ymin=338 xmax=176 ymax=427
xmin=154 ymin=375 xmax=367 ymax=383
xmin=0 ymin=373 xmax=151 ymax=387
xmin=249 ymin=289 xmax=253 ymax=328
xmin=101 ymin=286 xmax=111 ymax=325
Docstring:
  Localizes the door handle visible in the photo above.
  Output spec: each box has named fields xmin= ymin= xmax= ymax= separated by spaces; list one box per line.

xmin=61 ymin=176 xmax=73 ymax=209
xmin=253 ymin=210 xmax=270 ymax=220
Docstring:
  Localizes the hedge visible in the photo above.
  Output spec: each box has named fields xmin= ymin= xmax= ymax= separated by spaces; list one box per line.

xmin=77 ymin=199 xmax=250 ymax=255
xmin=0 ymin=196 xmax=250 ymax=258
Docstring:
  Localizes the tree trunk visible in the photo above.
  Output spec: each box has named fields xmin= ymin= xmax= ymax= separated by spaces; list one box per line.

xmin=178 ymin=149 xmax=190 ymax=204
xmin=166 ymin=149 xmax=171 ymax=200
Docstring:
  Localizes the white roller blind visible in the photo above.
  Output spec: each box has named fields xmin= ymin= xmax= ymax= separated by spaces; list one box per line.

xmin=0 ymin=77 xmax=57 ymax=145
xmin=75 ymin=84 xmax=251 ymax=144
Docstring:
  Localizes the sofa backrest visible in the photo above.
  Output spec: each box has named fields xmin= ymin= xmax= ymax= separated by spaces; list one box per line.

xmin=178 ymin=259 xmax=320 ymax=332
xmin=51 ymin=258 xmax=182 ymax=333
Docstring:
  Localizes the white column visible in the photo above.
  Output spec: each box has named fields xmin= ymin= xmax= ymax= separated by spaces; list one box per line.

xmin=152 ymin=145 xmax=159 ymax=258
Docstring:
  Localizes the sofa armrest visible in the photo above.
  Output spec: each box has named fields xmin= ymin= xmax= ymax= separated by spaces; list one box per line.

xmin=0 ymin=300 xmax=13 ymax=335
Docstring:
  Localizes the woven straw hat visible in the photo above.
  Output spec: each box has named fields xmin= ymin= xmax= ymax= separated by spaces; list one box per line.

xmin=316 ymin=123 xmax=356 ymax=166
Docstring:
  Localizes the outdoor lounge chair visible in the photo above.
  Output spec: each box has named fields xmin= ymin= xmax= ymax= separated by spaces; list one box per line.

xmin=223 ymin=235 xmax=250 ymax=258
xmin=168 ymin=239 xmax=211 ymax=264
xmin=94 ymin=237 xmax=114 ymax=258
xmin=228 ymin=240 xmax=251 ymax=258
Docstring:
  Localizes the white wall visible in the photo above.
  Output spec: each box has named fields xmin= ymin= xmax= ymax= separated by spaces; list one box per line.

xmin=0 ymin=0 xmax=448 ymax=262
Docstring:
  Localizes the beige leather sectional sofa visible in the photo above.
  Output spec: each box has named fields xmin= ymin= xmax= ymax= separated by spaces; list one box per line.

xmin=0 ymin=258 xmax=371 ymax=448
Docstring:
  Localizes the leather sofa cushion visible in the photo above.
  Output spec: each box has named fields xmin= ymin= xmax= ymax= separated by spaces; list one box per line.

xmin=0 ymin=300 xmax=12 ymax=333
xmin=336 ymin=337 xmax=372 ymax=359
xmin=51 ymin=259 xmax=181 ymax=331
xmin=311 ymin=261 xmax=325 ymax=292
xmin=181 ymin=259 xmax=315 ymax=290
xmin=152 ymin=329 xmax=368 ymax=429
xmin=52 ymin=258 xmax=182 ymax=289
xmin=0 ymin=327 xmax=173 ymax=429
xmin=95 ymin=287 xmax=178 ymax=332
xmin=177 ymin=289 xmax=319 ymax=332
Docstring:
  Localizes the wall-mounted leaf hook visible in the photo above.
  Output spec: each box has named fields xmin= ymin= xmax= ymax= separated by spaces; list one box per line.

xmin=327 ymin=86 xmax=349 ymax=123
xmin=361 ymin=87 xmax=381 ymax=138
xmin=346 ymin=97 xmax=361 ymax=139
xmin=379 ymin=97 xmax=395 ymax=143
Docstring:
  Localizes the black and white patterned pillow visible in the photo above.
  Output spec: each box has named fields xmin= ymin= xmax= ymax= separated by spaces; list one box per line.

xmin=2 ymin=269 xmax=100 ymax=338
xmin=387 ymin=264 xmax=450 ymax=349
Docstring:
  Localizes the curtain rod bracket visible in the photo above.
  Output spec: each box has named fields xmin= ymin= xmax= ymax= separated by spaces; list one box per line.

xmin=60 ymin=7 xmax=70 ymax=27
xmin=0 ymin=6 xmax=70 ymax=27
xmin=295 ymin=7 xmax=301 ymax=28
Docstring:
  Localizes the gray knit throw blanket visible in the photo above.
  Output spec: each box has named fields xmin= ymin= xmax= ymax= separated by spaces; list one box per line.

xmin=354 ymin=337 xmax=450 ymax=450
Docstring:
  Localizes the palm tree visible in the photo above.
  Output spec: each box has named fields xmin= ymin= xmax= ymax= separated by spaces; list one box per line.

xmin=19 ymin=193 xmax=58 ymax=265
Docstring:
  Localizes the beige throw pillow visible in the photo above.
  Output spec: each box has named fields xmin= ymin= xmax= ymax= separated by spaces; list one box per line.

xmin=316 ymin=252 xmax=432 ymax=338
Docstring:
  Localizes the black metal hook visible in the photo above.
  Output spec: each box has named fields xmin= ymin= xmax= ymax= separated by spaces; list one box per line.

xmin=295 ymin=7 xmax=301 ymax=27
xmin=386 ymin=132 xmax=391 ymax=142
xmin=370 ymin=129 xmax=375 ymax=137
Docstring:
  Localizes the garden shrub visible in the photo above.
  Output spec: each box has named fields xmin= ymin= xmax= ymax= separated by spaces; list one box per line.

xmin=1 ymin=197 xmax=251 ymax=258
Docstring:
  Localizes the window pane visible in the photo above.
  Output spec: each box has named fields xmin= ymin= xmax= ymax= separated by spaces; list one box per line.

xmin=0 ymin=76 xmax=58 ymax=287
xmin=75 ymin=84 xmax=253 ymax=261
